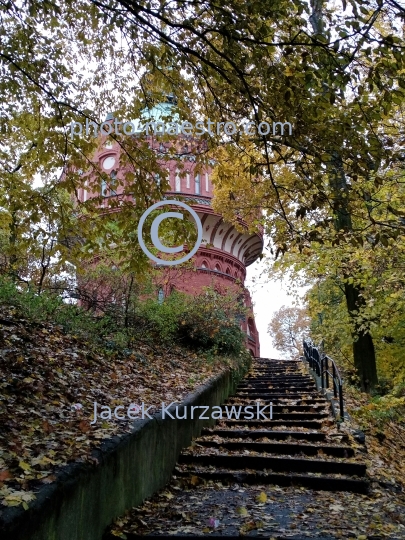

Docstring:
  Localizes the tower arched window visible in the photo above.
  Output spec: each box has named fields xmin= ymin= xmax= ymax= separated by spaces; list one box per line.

xmin=247 ymin=318 xmax=255 ymax=338
xmin=110 ymin=170 xmax=117 ymax=196
xmin=101 ymin=179 xmax=108 ymax=197
xmin=175 ymin=170 xmax=181 ymax=192
xmin=194 ymin=173 xmax=200 ymax=195
xmin=205 ymin=172 xmax=209 ymax=192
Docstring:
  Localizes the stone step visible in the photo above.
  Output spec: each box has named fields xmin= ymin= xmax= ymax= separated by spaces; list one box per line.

xmin=238 ymin=382 xmax=314 ymax=386
xmin=174 ymin=468 xmax=370 ymax=494
xmin=178 ymin=453 xmax=367 ymax=477
xmin=238 ymin=384 xmax=316 ymax=389
xmin=217 ymin=411 xmax=329 ymax=420
xmin=227 ymin=397 xmax=326 ymax=405
xmin=236 ymin=382 xmax=317 ymax=386
xmin=240 ymin=377 xmax=313 ymax=383
xmin=254 ymin=363 xmax=301 ymax=367
xmin=255 ymin=359 xmax=301 ymax=363
xmin=240 ymin=389 xmax=312 ymax=393
xmin=247 ymin=370 xmax=309 ymax=373
xmin=240 ymin=375 xmax=314 ymax=380
xmin=242 ymin=378 xmax=307 ymax=383
xmin=220 ymin=418 xmax=325 ymax=428
xmin=240 ymin=385 xmax=308 ymax=388
xmin=220 ymin=404 xmax=328 ymax=413
xmin=251 ymin=370 xmax=302 ymax=374
xmin=195 ymin=440 xmax=354 ymax=457
xmin=201 ymin=428 xmax=328 ymax=442
xmin=235 ymin=391 xmax=318 ymax=398
xmin=242 ymin=374 xmax=311 ymax=377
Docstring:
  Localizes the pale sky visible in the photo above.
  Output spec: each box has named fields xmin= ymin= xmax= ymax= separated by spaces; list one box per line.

xmin=245 ymin=257 xmax=309 ymax=359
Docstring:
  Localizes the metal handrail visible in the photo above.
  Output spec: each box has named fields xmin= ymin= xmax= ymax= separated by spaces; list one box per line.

xmin=303 ymin=339 xmax=344 ymax=419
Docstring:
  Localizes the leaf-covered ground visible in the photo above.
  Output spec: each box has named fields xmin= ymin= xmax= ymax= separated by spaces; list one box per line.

xmin=107 ymin=481 xmax=405 ymax=538
xmin=343 ymin=388 xmax=405 ymax=491
xmin=0 ymin=306 xmax=243 ymax=510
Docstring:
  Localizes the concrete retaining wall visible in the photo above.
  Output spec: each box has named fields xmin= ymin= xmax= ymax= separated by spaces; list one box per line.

xmin=0 ymin=361 xmax=249 ymax=540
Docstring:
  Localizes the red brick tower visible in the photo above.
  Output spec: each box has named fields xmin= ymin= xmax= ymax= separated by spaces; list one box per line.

xmin=75 ymin=107 xmax=263 ymax=356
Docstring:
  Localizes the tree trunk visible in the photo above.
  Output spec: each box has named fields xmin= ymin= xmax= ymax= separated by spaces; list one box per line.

xmin=331 ymin=153 xmax=379 ymax=393
xmin=344 ymin=282 xmax=378 ymax=392
xmin=124 ymin=274 xmax=134 ymax=329
xmin=309 ymin=4 xmax=379 ymax=393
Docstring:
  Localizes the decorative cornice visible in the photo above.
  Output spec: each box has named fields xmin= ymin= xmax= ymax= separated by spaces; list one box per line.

xmin=164 ymin=193 xmax=212 ymax=206
xmin=195 ymin=267 xmax=238 ymax=283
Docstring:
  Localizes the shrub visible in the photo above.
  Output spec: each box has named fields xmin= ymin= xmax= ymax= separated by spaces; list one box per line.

xmin=0 ymin=277 xmax=249 ymax=357
xmin=175 ymin=287 xmax=247 ymax=355
xmin=0 ymin=276 xmax=114 ymax=344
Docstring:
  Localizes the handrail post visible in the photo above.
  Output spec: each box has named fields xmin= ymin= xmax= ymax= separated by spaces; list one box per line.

xmin=321 ymin=356 xmax=324 ymax=389
xmin=333 ymin=363 xmax=337 ymax=398
xmin=315 ymin=347 xmax=320 ymax=377
xmin=325 ymin=356 xmax=329 ymax=389
xmin=339 ymin=382 xmax=344 ymax=419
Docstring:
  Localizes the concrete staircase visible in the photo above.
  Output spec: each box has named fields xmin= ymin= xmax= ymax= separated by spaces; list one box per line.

xmin=175 ymin=358 xmax=369 ymax=493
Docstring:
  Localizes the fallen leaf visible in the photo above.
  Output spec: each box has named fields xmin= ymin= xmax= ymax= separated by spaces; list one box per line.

xmin=41 ymin=475 xmax=57 ymax=484
xmin=42 ymin=420 xmax=53 ymax=434
xmin=78 ymin=420 xmax=90 ymax=433
xmin=190 ymin=475 xmax=200 ymax=486
xmin=330 ymin=504 xmax=345 ymax=512
xmin=207 ymin=517 xmax=220 ymax=528
xmin=236 ymin=506 xmax=249 ymax=517
xmin=256 ymin=491 xmax=267 ymax=503
xmin=0 ymin=470 xmax=11 ymax=481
